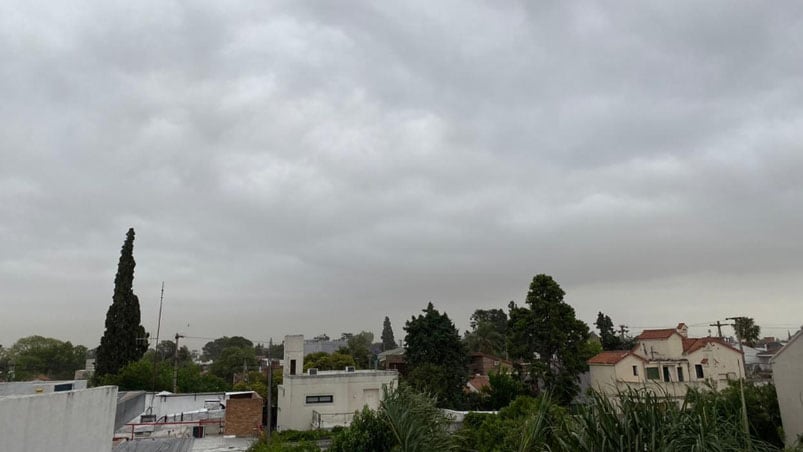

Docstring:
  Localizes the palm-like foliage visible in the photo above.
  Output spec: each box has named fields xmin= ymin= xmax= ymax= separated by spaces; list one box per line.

xmin=381 ymin=384 xmax=454 ymax=452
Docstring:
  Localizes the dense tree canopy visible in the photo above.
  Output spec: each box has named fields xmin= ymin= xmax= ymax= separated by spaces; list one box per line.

xmin=152 ymin=340 xmax=192 ymax=363
xmin=733 ymin=317 xmax=761 ymax=347
xmin=404 ymin=302 xmax=468 ymax=408
xmin=464 ymin=308 xmax=508 ymax=356
xmin=4 ymin=335 xmax=86 ymax=380
xmin=506 ymin=274 xmax=593 ymax=405
xmin=381 ymin=316 xmax=397 ymax=350
xmin=595 ymin=312 xmax=624 ymax=351
xmin=304 ymin=352 xmax=356 ymax=371
xmin=95 ymin=228 xmax=149 ymax=376
xmin=202 ymin=336 xmax=254 ymax=361
xmin=99 ymin=358 xmax=226 ymax=393
xmin=210 ymin=346 xmax=258 ymax=383
xmin=342 ymin=331 xmax=374 ymax=369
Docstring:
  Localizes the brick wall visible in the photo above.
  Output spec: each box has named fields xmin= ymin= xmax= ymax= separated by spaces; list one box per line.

xmin=224 ymin=397 xmax=263 ymax=436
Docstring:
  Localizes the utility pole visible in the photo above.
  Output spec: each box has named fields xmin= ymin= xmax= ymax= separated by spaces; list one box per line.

xmin=726 ymin=316 xmax=750 ymax=450
xmin=266 ymin=337 xmax=273 ymax=444
xmin=618 ymin=324 xmax=629 ymax=340
xmin=709 ymin=320 xmax=725 ymax=338
xmin=151 ymin=282 xmax=165 ymax=393
xmin=173 ymin=333 xmax=184 ymax=393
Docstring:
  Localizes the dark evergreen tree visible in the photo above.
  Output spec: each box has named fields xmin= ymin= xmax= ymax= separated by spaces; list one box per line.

xmin=464 ymin=308 xmax=508 ymax=356
xmin=595 ymin=311 xmax=624 ymax=351
xmin=404 ymin=302 xmax=468 ymax=408
xmin=506 ymin=274 xmax=592 ymax=405
xmin=381 ymin=316 xmax=397 ymax=350
xmin=95 ymin=228 xmax=149 ymax=376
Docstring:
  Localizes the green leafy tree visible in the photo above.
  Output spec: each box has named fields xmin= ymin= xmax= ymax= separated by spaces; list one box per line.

xmin=464 ymin=309 xmax=508 ymax=356
xmin=481 ymin=369 xmax=526 ymax=410
xmin=404 ymin=302 xmax=468 ymax=408
xmin=506 ymin=274 xmax=592 ymax=405
xmin=202 ymin=336 xmax=254 ymax=361
xmin=303 ymin=352 xmax=356 ymax=371
xmin=595 ymin=312 xmax=624 ymax=351
xmin=5 ymin=336 xmax=87 ymax=380
xmin=100 ymin=358 xmax=226 ymax=392
xmin=210 ymin=346 xmax=258 ymax=383
xmin=733 ymin=317 xmax=761 ymax=347
xmin=344 ymin=331 xmax=374 ymax=369
xmin=381 ymin=317 xmax=397 ymax=351
xmin=152 ymin=340 xmax=192 ymax=363
xmin=95 ymin=228 xmax=149 ymax=377
xmin=329 ymin=406 xmax=395 ymax=452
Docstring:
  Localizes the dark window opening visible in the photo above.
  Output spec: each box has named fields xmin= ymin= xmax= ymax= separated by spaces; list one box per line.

xmin=54 ymin=383 xmax=73 ymax=392
xmin=646 ymin=367 xmax=659 ymax=380
xmin=663 ymin=366 xmax=671 ymax=382
xmin=305 ymin=395 xmax=333 ymax=404
xmin=677 ymin=367 xmax=684 ymax=382
xmin=632 ymin=365 xmax=638 ymax=376
xmin=290 ymin=359 xmax=296 ymax=375
xmin=695 ymin=364 xmax=704 ymax=379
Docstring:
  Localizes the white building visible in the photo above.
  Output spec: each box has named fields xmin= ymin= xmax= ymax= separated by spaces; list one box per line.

xmin=277 ymin=335 xmax=398 ymax=431
xmin=0 ymin=386 xmax=118 ymax=452
xmin=771 ymin=329 xmax=803 ymax=446
xmin=588 ymin=323 xmax=745 ymax=400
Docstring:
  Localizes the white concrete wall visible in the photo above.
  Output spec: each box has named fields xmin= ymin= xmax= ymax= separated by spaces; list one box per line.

xmin=635 ymin=335 xmax=684 ymax=360
xmin=284 ymin=335 xmax=305 ymax=378
xmin=0 ymin=386 xmax=117 ymax=452
xmin=772 ymin=335 xmax=803 ymax=446
xmin=277 ymin=370 xmax=398 ymax=431
xmin=0 ymin=380 xmax=88 ymax=396
xmin=685 ymin=343 xmax=743 ymax=389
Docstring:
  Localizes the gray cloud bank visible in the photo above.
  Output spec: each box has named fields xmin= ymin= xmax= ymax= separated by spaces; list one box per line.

xmin=2 ymin=1 xmax=803 ymax=347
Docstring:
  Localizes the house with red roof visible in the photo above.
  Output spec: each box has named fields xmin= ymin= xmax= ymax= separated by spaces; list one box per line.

xmin=587 ymin=323 xmax=744 ymax=399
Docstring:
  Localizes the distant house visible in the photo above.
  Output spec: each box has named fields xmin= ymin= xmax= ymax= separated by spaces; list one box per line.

xmin=464 ymin=353 xmax=514 ymax=393
xmin=587 ymin=323 xmax=745 ymax=400
xmin=469 ymin=352 xmax=513 ymax=377
xmin=771 ymin=328 xmax=803 ymax=446
xmin=377 ymin=347 xmax=406 ymax=373
xmin=277 ymin=335 xmax=398 ymax=431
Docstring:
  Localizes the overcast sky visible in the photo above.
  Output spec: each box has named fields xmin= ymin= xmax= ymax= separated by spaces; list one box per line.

xmin=2 ymin=1 xmax=803 ymax=350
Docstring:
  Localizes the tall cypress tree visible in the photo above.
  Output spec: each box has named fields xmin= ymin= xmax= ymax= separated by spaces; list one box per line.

xmin=95 ymin=228 xmax=149 ymax=376
xmin=381 ymin=316 xmax=397 ymax=350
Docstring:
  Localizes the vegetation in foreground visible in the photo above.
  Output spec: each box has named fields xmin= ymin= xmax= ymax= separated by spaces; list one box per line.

xmin=248 ymin=382 xmax=787 ymax=452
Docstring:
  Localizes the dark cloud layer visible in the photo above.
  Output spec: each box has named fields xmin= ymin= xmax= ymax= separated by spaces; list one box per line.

xmin=3 ymin=1 xmax=803 ymax=348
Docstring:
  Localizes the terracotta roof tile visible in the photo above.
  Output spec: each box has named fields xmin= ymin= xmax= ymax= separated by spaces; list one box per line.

xmin=637 ymin=329 xmax=678 ymax=340
xmin=683 ymin=337 xmax=742 ymax=354
xmin=588 ymin=350 xmax=635 ymax=365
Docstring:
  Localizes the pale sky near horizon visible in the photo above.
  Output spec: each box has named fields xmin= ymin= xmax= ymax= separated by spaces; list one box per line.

xmin=2 ymin=1 xmax=803 ymax=350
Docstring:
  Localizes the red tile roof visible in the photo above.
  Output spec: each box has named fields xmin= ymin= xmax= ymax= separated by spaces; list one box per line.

xmin=637 ymin=329 xmax=679 ymax=340
xmin=682 ymin=337 xmax=741 ymax=354
xmin=588 ymin=350 xmax=645 ymax=365
xmin=466 ymin=375 xmax=490 ymax=392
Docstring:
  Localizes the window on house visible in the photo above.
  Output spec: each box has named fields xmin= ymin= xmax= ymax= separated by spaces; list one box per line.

xmin=290 ymin=359 xmax=296 ymax=376
xmin=695 ymin=364 xmax=704 ymax=379
xmin=54 ymin=383 xmax=73 ymax=392
xmin=662 ymin=366 xmax=671 ymax=382
xmin=305 ymin=395 xmax=333 ymax=404
xmin=677 ymin=367 xmax=684 ymax=382
xmin=646 ymin=367 xmax=659 ymax=380
xmin=632 ymin=365 xmax=638 ymax=376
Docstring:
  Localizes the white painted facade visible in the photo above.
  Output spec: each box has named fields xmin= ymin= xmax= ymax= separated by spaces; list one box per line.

xmin=0 ymin=385 xmax=118 ymax=452
xmin=771 ymin=329 xmax=803 ymax=446
xmin=277 ymin=335 xmax=398 ymax=431
xmin=588 ymin=325 xmax=744 ymax=400
xmin=0 ymin=379 xmax=88 ymax=396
